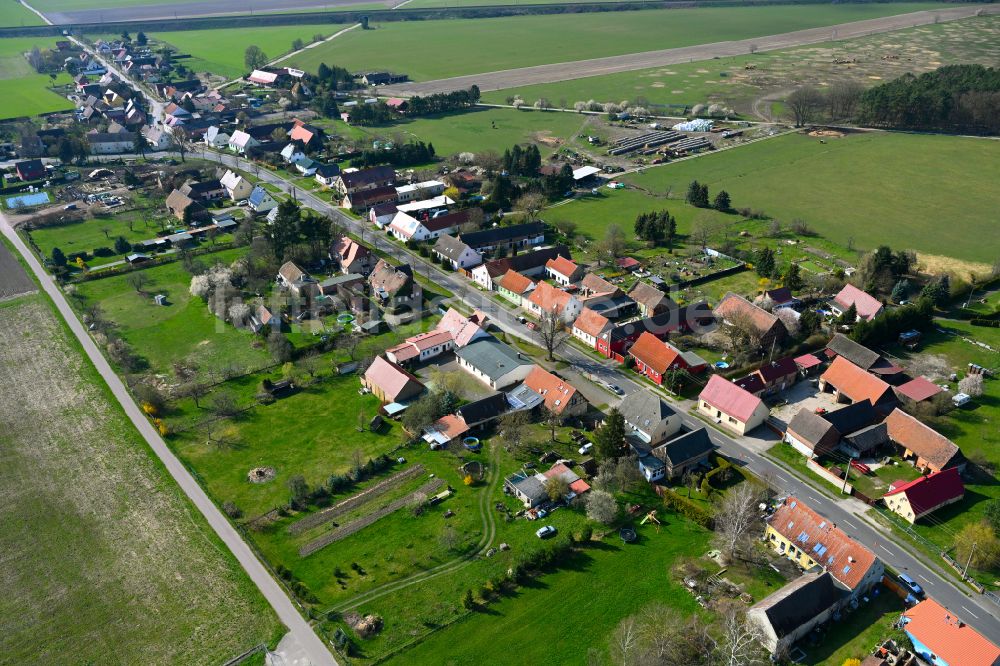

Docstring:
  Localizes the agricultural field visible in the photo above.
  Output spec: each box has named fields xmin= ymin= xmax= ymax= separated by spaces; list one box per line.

xmin=0 ymin=37 xmax=74 ymax=119
xmin=480 ymin=14 xmax=1000 ymax=117
xmin=625 ymin=131 xmax=1000 ymax=265
xmin=0 ymin=2 xmax=44 ymax=26
xmin=71 ymin=248 xmax=275 ymax=376
xmin=328 ymin=106 xmax=596 ymax=158
xmin=286 ymin=3 xmax=950 ymax=81
xmin=0 ymin=292 xmax=281 ymax=664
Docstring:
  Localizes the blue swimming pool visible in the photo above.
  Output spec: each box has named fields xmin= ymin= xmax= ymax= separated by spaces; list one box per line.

xmin=5 ymin=191 xmax=50 ymax=209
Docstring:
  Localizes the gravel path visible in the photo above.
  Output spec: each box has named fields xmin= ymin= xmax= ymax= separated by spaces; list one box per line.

xmin=382 ymin=5 xmax=1000 ymax=96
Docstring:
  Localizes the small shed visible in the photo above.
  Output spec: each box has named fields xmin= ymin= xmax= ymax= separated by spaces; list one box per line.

xmin=153 ymin=294 xmax=167 ymax=306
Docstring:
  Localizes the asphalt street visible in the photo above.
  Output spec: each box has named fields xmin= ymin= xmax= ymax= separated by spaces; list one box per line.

xmin=382 ymin=5 xmax=1000 ymax=96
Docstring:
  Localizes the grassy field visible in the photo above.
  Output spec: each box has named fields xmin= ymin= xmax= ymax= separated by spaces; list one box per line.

xmin=0 ymin=292 xmax=282 ymax=663
xmin=330 ymin=106 xmax=595 ymax=158
xmin=286 ymin=3 xmax=950 ymax=80
xmin=391 ymin=517 xmax=710 ymax=665
xmin=626 ymin=131 xmax=1000 ymax=265
xmin=0 ymin=37 xmax=74 ymax=119
xmin=0 ymin=2 xmax=44 ymax=26
xmin=72 ymin=248 xmax=274 ymax=376
xmin=480 ymin=14 xmax=1000 ymax=114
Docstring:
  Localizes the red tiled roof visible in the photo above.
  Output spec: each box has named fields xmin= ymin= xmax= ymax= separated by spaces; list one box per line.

xmin=896 ymin=376 xmax=943 ymax=402
xmin=528 ymin=281 xmax=574 ymax=312
xmin=884 ymin=408 xmax=961 ymax=471
xmin=794 ymin=353 xmax=823 ymax=370
xmin=885 ymin=468 xmax=964 ymax=516
xmin=833 ymin=284 xmax=883 ymax=321
xmin=546 ymin=256 xmax=580 ymax=278
xmin=715 ymin=292 xmax=781 ymax=337
xmin=580 ymin=272 xmax=617 ymax=296
xmin=573 ymin=308 xmax=611 ymax=338
xmin=569 ymin=479 xmax=591 ymax=495
xmin=699 ymin=374 xmax=765 ymax=423
xmin=769 ymin=497 xmax=878 ymax=591
xmin=523 ymin=366 xmax=583 ymax=415
xmin=617 ymin=257 xmax=641 ymax=271
xmin=429 ymin=414 xmax=469 ymax=440
xmin=629 ymin=331 xmax=681 ymax=375
xmin=386 ymin=342 xmax=420 ymax=362
xmin=820 ymin=356 xmax=893 ymax=405
xmin=499 ymin=270 xmax=534 ymax=295
xmin=903 ymin=598 xmax=1000 ymax=666
xmin=363 ymin=356 xmax=424 ymax=402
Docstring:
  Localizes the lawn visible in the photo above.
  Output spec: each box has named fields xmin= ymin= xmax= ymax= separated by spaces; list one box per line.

xmin=148 ymin=26 xmax=335 ymax=79
xmin=27 ymin=207 xmax=184 ymax=259
xmin=0 ymin=2 xmax=43 ymax=26
xmin=626 ymin=131 xmax=1000 ymax=265
xmin=389 ymin=517 xmax=711 ymax=665
xmin=331 ymin=106 xmax=594 ymax=158
xmin=0 ymin=293 xmax=282 ymax=664
xmin=0 ymin=37 xmax=74 ymax=119
xmin=286 ymin=3 xmax=950 ymax=80
xmin=479 ymin=14 xmax=1000 ymax=114
xmin=72 ymin=248 xmax=274 ymax=376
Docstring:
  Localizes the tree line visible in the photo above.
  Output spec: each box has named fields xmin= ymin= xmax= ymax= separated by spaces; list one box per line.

xmin=405 ymin=86 xmax=481 ymax=117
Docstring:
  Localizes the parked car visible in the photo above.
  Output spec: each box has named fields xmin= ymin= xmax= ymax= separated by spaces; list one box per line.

xmin=525 ymin=321 xmax=537 ymax=331
xmin=897 ymin=573 xmax=924 ymax=598
xmin=535 ymin=525 xmax=557 ymax=539
xmin=578 ymin=442 xmax=594 ymax=455
xmin=604 ymin=382 xmax=624 ymax=396
xmin=850 ymin=460 xmax=872 ymax=475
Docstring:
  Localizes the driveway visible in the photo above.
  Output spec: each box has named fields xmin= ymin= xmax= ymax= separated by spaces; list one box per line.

xmin=769 ymin=380 xmax=841 ymax=427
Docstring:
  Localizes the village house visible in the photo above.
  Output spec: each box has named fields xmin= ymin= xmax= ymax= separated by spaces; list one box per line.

xmin=387 ymin=210 xmax=467 ymax=243
xmin=578 ymin=291 xmax=637 ymax=322
xmin=765 ymin=497 xmax=884 ymax=599
xmin=521 ymin=366 xmax=588 ymax=420
xmin=595 ymin=302 xmax=714 ymax=361
xmin=470 ymin=245 xmax=571 ymax=290
xmin=435 ymin=307 xmax=490 ymax=349
xmin=334 ymin=165 xmax=395 ymax=196
xmin=830 ymin=283 xmax=884 ymax=322
xmin=545 ymin=256 xmax=583 ymax=286
xmin=785 ymin=409 xmax=842 ymax=458
xmin=760 ymin=286 xmax=801 ymax=310
xmin=697 ymin=374 xmax=769 ymax=435
xmin=736 ymin=357 xmax=799 ymax=397
xmin=714 ymin=292 xmax=787 ymax=349
xmin=288 ymin=119 xmax=323 ymax=150
xmin=884 ymin=408 xmax=964 ymax=473
xmin=628 ymin=332 xmax=707 ymax=385
xmin=902 ymin=598 xmax=1000 ymax=666
xmin=362 ymin=356 xmax=425 ymax=404
xmin=636 ymin=428 xmax=715 ymax=483
xmin=314 ymin=163 xmax=341 ymax=188
xmin=620 ymin=391 xmax=683 ymax=449
xmin=455 ymin=392 xmax=509 ymax=431
xmin=247 ymin=186 xmax=278 ymax=215
xmin=220 ymin=169 xmax=253 ymax=201
xmin=422 ymin=414 xmax=469 ymax=449
xmin=396 ymin=180 xmax=445 ymax=203
xmin=280 ymin=143 xmax=306 ymax=165
xmin=318 ymin=273 xmax=364 ymax=298
xmin=331 ymin=237 xmax=375 ymax=275
xmin=294 ymin=158 xmax=318 ymax=177
xmin=894 ymin=376 xmax=945 ymax=406
xmin=455 ymin=222 xmax=546 ymax=256
xmin=628 ymin=281 xmax=675 ymax=317
xmin=494 ymin=270 xmax=534 ymax=307
xmin=819 ymin=356 xmax=896 ymax=408
xmin=504 ymin=470 xmax=548 ymax=508
xmin=433 ymin=235 xmax=482 ymax=270
xmin=343 ymin=185 xmax=397 ymax=213
xmin=368 ymin=201 xmax=398 ymax=228
xmin=825 ymin=333 xmax=904 ymax=382
xmin=748 ymin=572 xmax=847 ymax=657
xmin=248 ymin=304 xmax=280 ymax=333
xmin=179 ymin=179 xmax=225 ymax=203
xmin=276 ymin=261 xmax=316 ymax=296
xmin=164 ymin=189 xmax=205 ymax=222
xmin=368 ymin=260 xmax=418 ymax=314
xmin=387 ymin=330 xmax=455 ymax=366
xmin=525 ymin=281 xmax=582 ymax=323
xmin=579 ymin=273 xmax=618 ymax=298
xmin=228 ymin=130 xmax=259 ymax=154
xmin=884 ymin=468 xmax=965 ymax=524
xmin=87 ymin=130 xmax=137 ymax=154
xmin=571 ymin=308 xmax=611 ymax=348
xmin=455 ymin=338 xmax=533 ymax=390
xmin=543 ymin=463 xmax=591 ymax=501
xmin=203 ymin=125 xmax=230 ymax=149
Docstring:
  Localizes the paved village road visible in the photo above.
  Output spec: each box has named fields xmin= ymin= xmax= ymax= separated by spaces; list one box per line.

xmin=0 ymin=213 xmax=340 ymax=666
xmin=382 ymin=4 xmax=1000 ymax=96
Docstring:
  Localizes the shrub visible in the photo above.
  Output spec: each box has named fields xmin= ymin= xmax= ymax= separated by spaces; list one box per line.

xmin=661 ymin=487 xmax=714 ymax=528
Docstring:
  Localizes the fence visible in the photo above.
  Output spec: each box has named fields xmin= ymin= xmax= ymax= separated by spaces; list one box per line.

xmin=806 ymin=458 xmax=853 ymax=494
xmin=675 ymin=263 xmax=746 ymax=290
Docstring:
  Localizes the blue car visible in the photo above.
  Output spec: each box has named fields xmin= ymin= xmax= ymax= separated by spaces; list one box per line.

xmin=898 ymin=573 xmax=924 ymax=598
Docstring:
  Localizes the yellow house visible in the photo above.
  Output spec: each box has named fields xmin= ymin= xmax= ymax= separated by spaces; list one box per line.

xmin=765 ymin=497 xmax=883 ymax=598
xmin=883 ymin=468 xmax=964 ymax=524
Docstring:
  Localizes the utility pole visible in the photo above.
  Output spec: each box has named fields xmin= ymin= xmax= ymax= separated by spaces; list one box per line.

xmin=963 ymin=541 xmax=978 ymax=578
xmin=841 ymin=455 xmax=855 ymax=495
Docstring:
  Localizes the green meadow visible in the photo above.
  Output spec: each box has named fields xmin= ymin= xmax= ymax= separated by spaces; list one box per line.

xmin=0 ymin=37 xmax=73 ymax=119
xmin=0 ymin=2 xmax=44 ymax=26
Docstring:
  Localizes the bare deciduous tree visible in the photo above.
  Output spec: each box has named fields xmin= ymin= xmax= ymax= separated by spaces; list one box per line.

xmin=714 ymin=602 xmax=768 ymax=666
xmin=498 ymin=410 xmax=530 ymax=456
xmin=714 ymin=483 xmax=766 ymax=560
xmin=537 ymin=307 xmax=571 ymax=361
xmin=786 ymin=87 xmax=824 ymax=127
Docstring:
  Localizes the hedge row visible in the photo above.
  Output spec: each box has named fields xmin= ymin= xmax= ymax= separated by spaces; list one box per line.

xmin=971 ymin=319 xmax=1000 ymax=328
xmin=660 ymin=486 xmax=714 ymax=528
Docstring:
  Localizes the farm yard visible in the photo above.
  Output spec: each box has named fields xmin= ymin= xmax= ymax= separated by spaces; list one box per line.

xmin=479 ymin=14 xmax=1000 ymax=117
xmin=285 ymin=3 xmax=951 ymax=81
xmin=625 ymin=131 xmax=1000 ymax=265
xmin=0 ymin=37 xmax=74 ymax=120
xmin=0 ymin=293 xmax=281 ymax=664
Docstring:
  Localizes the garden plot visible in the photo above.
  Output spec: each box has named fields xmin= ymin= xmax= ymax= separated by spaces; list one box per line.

xmin=0 ymin=241 xmax=34 ymax=300
xmin=0 ymin=296 xmax=279 ymax=664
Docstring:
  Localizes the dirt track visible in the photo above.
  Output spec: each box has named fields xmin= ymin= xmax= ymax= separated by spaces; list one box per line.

xmin=42 ymin=0 xmax=395 ymax=24
xmin=381 ymin=5 xmax=999 ymax=96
